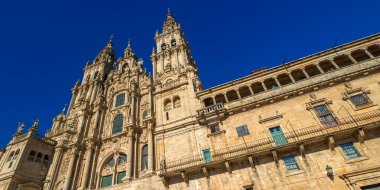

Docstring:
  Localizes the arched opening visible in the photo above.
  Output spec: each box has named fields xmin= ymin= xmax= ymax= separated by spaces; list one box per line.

xmin=171 ymin=39 xmax=176 ymax=47
xmin=161 ymin=43 xmax=168 ymax=51
xmin=251 ymin=82 xmax=265 ymax=94
xmin=367 ymin=45 xmax=380 ymax=57
xmin=226 ymin=90 xmax=239 ymax=102
xmin=173 ymin=96 xmax=181 ymax=108
xmin=277 ymin=73 xmax=293 ymax=86
xmin=351 ymin=49 xmax=370 ymax=62
xmin=319 ymin=61 xmax=337 ymax=72
xmin=101 ymin=158 xmax=115 ymax=188
xmin=36 ymin=153 xmax=42 ymax=163
xmin=305 ymin=65 xmax=321 ymax=77
xmin=215 ymin=94 xmax=227 ymax=104
xmin=94 ymin=71 xmax=99 ymax=79
xmin=7 ymin=151 xmax=14 ymax=162
xmin=42 ymin=155 xmax=49 ymax=165
xmin=141 ymin=145 xmax=148 ymax=171
xmin=238 ymin=86 xmax=252 ymax=98
xmin=164 ymin=99 xmax=172 ymax=111
xmin=290 ymin=69 xmax=307 ymax=81
xmin=28 ymin=151 xmax=36 ymax=161
xmin=334 ymin=55 xmax=354 ymax=68
xmin=112 ymin=114 xmax=124 ymax=134
xmin=203 ymin=98 xmax=214 ymax=107
xmin=142 ymin=111 xmax=148 ymax=119
xmin=117 ymin=154 xmax=127 ymax=184
xmin=264 ymin=78 xmax=279 ymax=90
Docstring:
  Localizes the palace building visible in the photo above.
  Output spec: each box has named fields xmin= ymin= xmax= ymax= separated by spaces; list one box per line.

xmin=1 ymin=11 xmax=380 ymax=190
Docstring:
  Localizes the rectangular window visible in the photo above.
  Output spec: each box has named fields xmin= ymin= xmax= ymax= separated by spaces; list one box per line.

xmin=236 ymin=125 xmax=249 ymax=137
xmin=210 ymin=123 xmax=220 ymax=133
xmin=115 ymin=93 xmax=125 ymax=107
xmin=269 ymin=126 xmax=288 ymax=146
xmin=314 ymin=105 xmax=337 ymax=127
xmin=8 ymin=162 xmax=13 ymax=168
xmin=283 ymin=156 xmax=300 ymax=172
xmin=203 ymin=149 xmax=212 ymax=163
xmin=117 ymin=171 xmax=126 ymax=184
xmin=340 ymin=142 xmax=361 ymax=160
xmin=101 ymin=175 xmax=113 ymax=187
xmin=350 ymin=94 xmax=370 ymax=107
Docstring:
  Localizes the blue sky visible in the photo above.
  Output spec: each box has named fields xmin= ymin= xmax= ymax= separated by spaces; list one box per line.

xmin=1 ymin=0 xmax=380 ymax=147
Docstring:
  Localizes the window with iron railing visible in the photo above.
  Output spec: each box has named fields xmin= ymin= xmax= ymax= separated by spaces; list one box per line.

xmin=314 ymin=105 xmax=337 ymax=127
xmin=210 ymin=123 xmax=220 ymax=133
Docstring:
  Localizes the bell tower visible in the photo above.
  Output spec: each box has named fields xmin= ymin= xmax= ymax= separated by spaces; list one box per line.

xmin=151 ymin=10 xmax=203 ymax=126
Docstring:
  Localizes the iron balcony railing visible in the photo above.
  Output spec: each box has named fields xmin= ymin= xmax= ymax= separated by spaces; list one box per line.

xmin=160 ymin=109 xmax=380 ymax=175
xmin=197 ymin=102 xmax=225 ymax=115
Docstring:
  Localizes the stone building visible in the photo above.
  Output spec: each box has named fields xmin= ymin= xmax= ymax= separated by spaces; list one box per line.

xmin=1 ymin=11 xmax=380 ymax=190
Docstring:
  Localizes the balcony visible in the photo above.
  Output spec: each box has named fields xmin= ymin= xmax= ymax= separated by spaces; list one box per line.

xmin=196 ymin=103 xmax=226 ymax=124
xmin=160 ymin=109 xmax=380 ymax=176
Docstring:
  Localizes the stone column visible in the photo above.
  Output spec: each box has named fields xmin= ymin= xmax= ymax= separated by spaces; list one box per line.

xmin=261 ymin=82 xmax=268 ymax=91
xmin=63 ymin=146 xmax=79 ymax=190
xmin=0 ymin=149 xmax=4 ymax=163
xmin=302 ymin=70 xmax=310 ymax=78
xmin=288 ymin=73 xmax=296 ymax=83
xmin=90 ymin=81 xmax=99 ymax=104
xmin=126 ymin=132 xmax=134 ymax=179
xmin=80 ymin=141 xmax=95 ymax=189
xmin=274 ymin=78 xmax=281 ymax=87
xmin=86 ymin=83 xmax=94 ymax=101
xmin=67 ymin=91 xmax=78 ymax=114
xmin=148 ymin=123 xmax=154 ymax=171
xmin=315 ymin=64 xmax=325 ymax=73
xmin=45 ymin=147 xmax=63 ymax=190
xmin=364 ymin=49 xmax=375 ymax=58
xmin=348 ymin=55 xmax=358 ymax=64
xmin=330 ymin=60 xmax=339 ymax=69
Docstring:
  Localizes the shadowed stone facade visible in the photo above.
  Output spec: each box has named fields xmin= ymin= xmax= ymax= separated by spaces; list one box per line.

xmin=1 ymin=11 xmax=380 ymax=190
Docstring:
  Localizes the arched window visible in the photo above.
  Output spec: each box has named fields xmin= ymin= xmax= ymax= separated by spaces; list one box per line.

xmin=161 ymin=43 xmax=167 ymax=51
xmin=42 ymin=155 xmax=49 ymax=165
xmin=141 ymin=145 xmax=148 ymax=171
xmin=14 ymin=149 xmax=20 ymax=160
xmin=86 ymin=75 xmax=91 ymax=83
xmin=94 ymin=71 xmax=99 ymax=79
xmin=101 ymin=158 xmax=115 ymax=188
xmin=164 ymin=99 xmax=172 ymax=111
xmin=7 ymin=151 xmax=15 ymax=162
xmin=112 ymin=114 xmax=124 ymax=134
xmin=171 ymin=39 xmax=176 ymax=47
xmin=36 ymin=153 xmax=42 ymax=163
xmin=173 ymin=96 xmax=181 ymax=108
xmin=142 ymin=111 xmax=148 ymax=119
xmin=28 ymin=150 xmax=36 ymax=161
xmin=117 ymin=154 xmax=127 ymax=165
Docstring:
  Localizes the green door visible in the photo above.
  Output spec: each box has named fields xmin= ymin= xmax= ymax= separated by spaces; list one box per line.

xmin=269 ymin=127 xmax=287 ymax=146
xmin=203 ymin=149 xmax=212 ymax=163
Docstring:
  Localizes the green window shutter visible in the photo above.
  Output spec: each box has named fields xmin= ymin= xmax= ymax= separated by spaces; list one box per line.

xmin=101 ymin=175 xmax=113 ymax=187
xmin=117 ymin=172 xmax=126 ymax=184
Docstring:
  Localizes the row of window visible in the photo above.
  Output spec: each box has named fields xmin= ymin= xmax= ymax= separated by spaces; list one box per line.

xmin=161 ymin=39 xmax=177 ymax=51
xmin=28 ymin=150 xmax=50 ymax=165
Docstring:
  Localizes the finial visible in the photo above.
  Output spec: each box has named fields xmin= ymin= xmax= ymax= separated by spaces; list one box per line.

xmin=85 ymin=60 xmax=90 ymax=67
xmin=109 ymin=34 xmax=114 ymax=42
xmin=29 ymin=119 xmax=39 ymax=132
xmin=167 ymin=7 xmax=171 ymax=15
xmin=14 ymin=122 xmax=25 ymax=136
xmin=62 ymin=104 xmax=67 ymax=114
xmin=127 ymin=38 xmax=131 ymax=48
xmin=152 ymin=47 xmax=156 ymax=54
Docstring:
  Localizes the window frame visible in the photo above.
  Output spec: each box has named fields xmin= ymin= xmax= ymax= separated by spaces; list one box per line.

xmin=343 ymin=88 xmax=375 ymax=110
xmin=283 ymin=155 xmax=300 ymax=172
xmin=112 ymin=114 xmax=124 ymax=135
xmin=236 ymin=125 xmax=250 ymax=137
xmin=115 ymin=93 xmax=125 ymax=108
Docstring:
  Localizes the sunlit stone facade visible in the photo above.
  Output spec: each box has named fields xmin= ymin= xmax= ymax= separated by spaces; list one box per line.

xmin=1 ymin=11 xmax=380 ymax=190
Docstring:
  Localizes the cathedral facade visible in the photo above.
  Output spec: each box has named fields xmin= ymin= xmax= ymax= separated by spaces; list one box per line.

xmin=1 ymin=11 xmax=380 ymax=190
